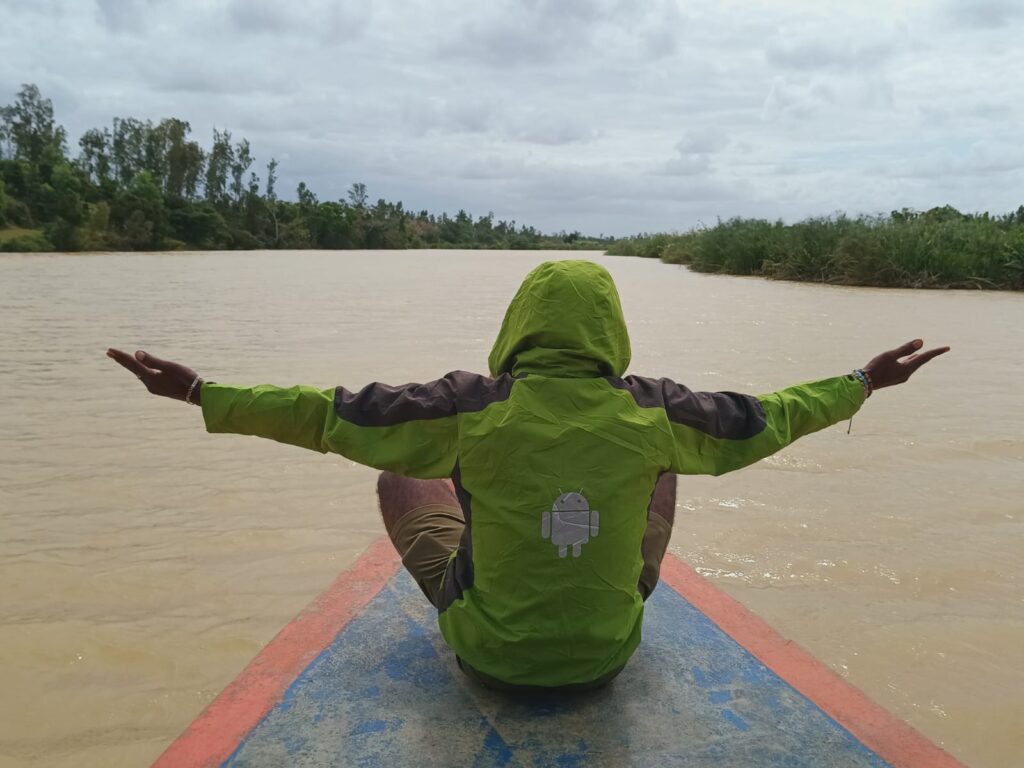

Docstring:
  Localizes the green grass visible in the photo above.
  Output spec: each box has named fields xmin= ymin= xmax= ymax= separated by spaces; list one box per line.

xmin=607 ymin=208 xmax=1024 ymax=290
xmin=0 ymin=226 xmax=41 ymax=243
xmin=0 ymin=227 xmax=54 ymax=252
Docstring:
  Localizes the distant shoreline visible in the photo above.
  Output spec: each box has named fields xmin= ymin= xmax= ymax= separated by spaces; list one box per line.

xmin=607 ymin=207 xmax=1024 ymax=291
xmin=0 ymin=232 xmax=605 ymax=254
xmin=4 ymin=235 xmax=1023 ymax=294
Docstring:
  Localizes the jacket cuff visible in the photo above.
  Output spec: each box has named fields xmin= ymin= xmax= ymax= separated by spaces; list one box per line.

xmin=200 ymin=382 xmax=239 ymax=434
xmin=842 ymin=373 xmax=868 ymax=414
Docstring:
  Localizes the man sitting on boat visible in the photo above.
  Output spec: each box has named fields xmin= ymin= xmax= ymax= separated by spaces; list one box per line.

xmin=108 ymin=260 xmax=947 ymax=691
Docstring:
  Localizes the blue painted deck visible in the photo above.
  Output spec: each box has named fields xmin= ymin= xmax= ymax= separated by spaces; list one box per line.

xmin=222 ymin=570 xmax=891 ymax=768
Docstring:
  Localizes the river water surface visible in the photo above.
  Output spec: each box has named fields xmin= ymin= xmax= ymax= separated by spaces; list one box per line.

xmin=1 ymin=250 xmax=1021 ymax=767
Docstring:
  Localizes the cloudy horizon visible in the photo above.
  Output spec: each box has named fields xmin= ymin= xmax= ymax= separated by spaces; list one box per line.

xmin=2 ymin=0 xmax=1022 ymax=236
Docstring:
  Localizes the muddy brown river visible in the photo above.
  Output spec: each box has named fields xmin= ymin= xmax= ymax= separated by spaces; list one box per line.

xmin=0 ymin=250 xmax=1020 ymax=767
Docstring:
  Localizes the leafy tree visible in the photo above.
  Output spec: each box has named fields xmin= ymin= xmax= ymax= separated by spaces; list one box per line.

xmin=80 ymin=201 xmax=111 ymax=250
xmin=78 ymin=127 xmax=113 ymax=187
xmin=168 ymin=204 xmax=230 ymax=249
xmin=122 ymin=210 xmax=153 ymax=249
xmin=2 ymin=84 xmax=67 ymax=163
xmin=258 ymin=158 xmax=280 ymax=244
xmin=204 ymin=128 xmax=233 ymax=205
xmin=230 ymin=138 xmax=253 ymax=204
xmin=50 ymin=161 xmax=86 ymax=225
xmin=181 ymin=142 xmax=205 ymax=201
xmin=923 ymin=205 xmax=964 ymax=223
xmin=143 ymin=119 xmax=169 ymax=188
xmin=162 ymin=118 xmax=194 ymax=200
xmin=113 ymin=171 xmax=166 ymax=249
xmin=297 ymin=181 xmax=318 ymax=209
xmin=279 ymin=217 xmax=312 ymax=248
xmin=111 ymin=117 xmax=147 ymax=186
xmin=0 ymin=107 xmax=11 ymax=159
xmin=265 ymin=158 xmax=278 ymax=201
xmin=347 ymin=181 xmax=367 ymax=209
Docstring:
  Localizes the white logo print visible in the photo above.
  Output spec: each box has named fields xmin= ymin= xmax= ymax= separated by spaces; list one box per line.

xmin=541 ymin=491 xmax=600 ymax=558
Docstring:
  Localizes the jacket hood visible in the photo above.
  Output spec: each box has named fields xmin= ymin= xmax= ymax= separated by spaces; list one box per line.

xmin=488 ymin=260 xmax=631 ymax=378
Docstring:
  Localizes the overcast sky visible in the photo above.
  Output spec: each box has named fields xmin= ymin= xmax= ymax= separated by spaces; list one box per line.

xmin=2 ymin=0 xmax=1022 ymax=235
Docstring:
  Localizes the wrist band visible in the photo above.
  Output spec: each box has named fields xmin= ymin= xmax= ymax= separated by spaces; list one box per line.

xmin=851 ymin=369 xmax=872 ymax=398
xmin=185 ymin=375 xmax=202 ymax=405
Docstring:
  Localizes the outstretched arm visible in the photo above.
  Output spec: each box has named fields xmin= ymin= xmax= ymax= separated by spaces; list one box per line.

xmin=106 ymin=348 xmax=459 ymax=478
xmin=668 ymin=339 xmax=949 ymax=476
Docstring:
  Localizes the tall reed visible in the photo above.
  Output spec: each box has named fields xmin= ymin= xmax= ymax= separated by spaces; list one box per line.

xmin=607 ymin=207 xmax=1024 ymax=290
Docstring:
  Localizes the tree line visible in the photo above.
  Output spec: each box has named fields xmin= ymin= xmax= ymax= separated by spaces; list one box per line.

xmin=0 ymin=84 xmax=609 ymax=253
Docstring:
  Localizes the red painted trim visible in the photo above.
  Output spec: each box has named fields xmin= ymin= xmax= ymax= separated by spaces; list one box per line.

xmin=658 ymin=554 xmax=965 ymax=768
xmin=157 ymin=538 xmax=963 ymax=768
xmin=152 ymin=537 xmax=402 ymax=768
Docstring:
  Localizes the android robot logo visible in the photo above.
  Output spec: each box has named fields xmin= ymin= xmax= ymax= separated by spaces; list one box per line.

xmin=541 ymin=491 xmax=600 ymax=558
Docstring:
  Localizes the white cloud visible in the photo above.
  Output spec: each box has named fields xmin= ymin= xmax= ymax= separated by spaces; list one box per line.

xmin=943 ymin=0 xmax=1024 ymax=29
xmin=225 ymin=0 xmax=371 ymax=43
xmin=93 ymin=0 xmax=160 ymax=33
xmin=765 ymin=39 xmax=897 ymax=72
xmin=1 ymin=0 xmax=1023 ymax=235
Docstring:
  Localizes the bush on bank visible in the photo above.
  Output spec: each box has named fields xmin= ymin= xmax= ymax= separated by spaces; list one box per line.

xmin=607 ymin=207 xmax=1024 ymax=290
xmin=0 ymin=231 xmax=53 ymax=252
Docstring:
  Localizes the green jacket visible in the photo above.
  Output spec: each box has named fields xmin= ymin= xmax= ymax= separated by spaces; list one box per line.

xmin=201 ymin=260 xmax=864 ymax=686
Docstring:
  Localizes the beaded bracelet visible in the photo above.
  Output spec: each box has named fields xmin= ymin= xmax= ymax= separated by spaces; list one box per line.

xmin=861 ymin=368 xmax=874 ymax=393
xmin=851 ymin=368 xmax=872 ymax=398
xmin=185 ymin=375 xmax=203 ymax=405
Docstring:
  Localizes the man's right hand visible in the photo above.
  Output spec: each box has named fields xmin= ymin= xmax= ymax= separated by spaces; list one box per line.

xmin=107 ymin=348 xmax=203 ymax=404
xmin=862 ymin=339 xmax=950 ymax=391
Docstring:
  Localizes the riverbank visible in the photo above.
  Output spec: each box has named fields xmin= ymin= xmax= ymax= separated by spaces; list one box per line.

xmin=607 ymin=207 xmax=1024 ymax=290
xmin=0 ymin=224 xmax=607 ymax=253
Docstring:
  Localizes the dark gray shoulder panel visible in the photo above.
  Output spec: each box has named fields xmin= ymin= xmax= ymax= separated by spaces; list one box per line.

xmin=607 ymin=375 xmax=766 ymax=440
xmin=334 ymin=371 xmax=514 ymax=427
